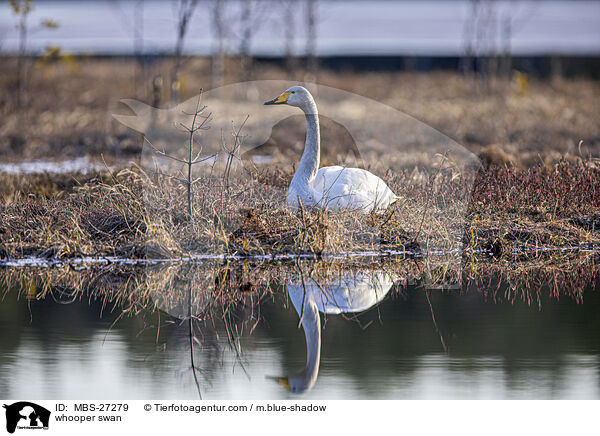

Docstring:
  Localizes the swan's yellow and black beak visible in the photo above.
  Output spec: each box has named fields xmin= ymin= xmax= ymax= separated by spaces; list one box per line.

xmin=276 ymin=377 xmax=291 ymax=390
xmin=264 ymin=91 xmax=291 ymax=105
xmin=266 ymin=375 xmax=291 ymax=390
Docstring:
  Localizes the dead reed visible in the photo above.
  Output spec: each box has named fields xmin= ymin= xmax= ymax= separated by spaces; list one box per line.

xmin=0 ymin=159 xmax=598 ymax=261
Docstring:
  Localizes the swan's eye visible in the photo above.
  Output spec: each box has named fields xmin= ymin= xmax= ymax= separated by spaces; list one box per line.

xmin=291 ymin=91 xmax=295 ymax=94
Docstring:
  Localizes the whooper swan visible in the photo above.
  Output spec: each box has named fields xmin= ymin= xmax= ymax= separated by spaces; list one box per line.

xmin=264 ymin=86 xmax=399 ymax=213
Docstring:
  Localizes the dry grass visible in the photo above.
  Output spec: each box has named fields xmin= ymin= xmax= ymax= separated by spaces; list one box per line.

xmin=465 ymin=159 xmax=600 ymax=255
xmin=0 ymin=159 xmax=598 ymax=263
xmin=1 ymin=57 xmax=599 ymax=166
xmin=0 ymin=168 xmax=149 ymax=259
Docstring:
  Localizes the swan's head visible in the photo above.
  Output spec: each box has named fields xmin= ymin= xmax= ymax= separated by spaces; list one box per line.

xmin=268 ymin=375 xmax=312 ymax=394
xmin=264 ymin=86 xmax=313 ymax=109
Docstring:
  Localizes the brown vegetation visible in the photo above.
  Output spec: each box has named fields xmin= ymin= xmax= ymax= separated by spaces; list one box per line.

xmin=0 ymin=159 xmax=598 ymax=264
xmin=1 ymin=58 xmax=599 ymax=293
xmin=1 ymin=57 xmax=599 ymax=166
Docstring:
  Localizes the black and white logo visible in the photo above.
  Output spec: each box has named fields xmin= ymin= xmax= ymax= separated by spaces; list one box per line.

xmin=3 ymin=402 xmax=50 ymax=434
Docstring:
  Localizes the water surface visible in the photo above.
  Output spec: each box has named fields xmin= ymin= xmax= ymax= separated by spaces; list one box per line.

xmin=1 ymin=262 xmax=598 ymax=399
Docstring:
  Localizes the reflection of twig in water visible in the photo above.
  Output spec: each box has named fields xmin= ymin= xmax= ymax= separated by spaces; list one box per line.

xmin=425 ymin=290 xmax=448 ymax=354
xmin=194 ymin=261 xmax=268 ymax=382
xmin=219 ymin=301 xmax=251 ymax=381
xmin=295 ymin=257 xmax=308 ymax=329
xmin=49 ymin=288 xmax=78 ymax=305
xmin=188 ymin=280 xmax=203 ymax=399
xmin=246 ymin=293 xmax=261 ymax=335
xmin=104 ymin=310 xmax=126 ymax=344
xmin=134 ymin=319 xmax=177 ymax=338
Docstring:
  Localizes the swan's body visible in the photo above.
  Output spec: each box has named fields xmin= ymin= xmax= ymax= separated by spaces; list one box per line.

xmin=264 ymin=86 xmax=399 ymax=213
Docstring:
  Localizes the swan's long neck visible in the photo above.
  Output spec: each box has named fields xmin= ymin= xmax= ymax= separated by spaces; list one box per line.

xmin=287 ymin=288 xmax=321 ymax=392
xmin=296 ymin=297 xmax=321 ymax=390
xmin=292 ymin=98 xmax=320 ymax=187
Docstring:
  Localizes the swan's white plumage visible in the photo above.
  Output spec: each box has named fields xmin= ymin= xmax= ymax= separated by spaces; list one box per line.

xmin=287 ymin=165 xmax=398 ymax=213
xmin=265 ymin=86 xmax=399 ymax=214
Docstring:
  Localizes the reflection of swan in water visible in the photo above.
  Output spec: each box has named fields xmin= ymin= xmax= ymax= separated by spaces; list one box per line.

xmin=272 ymin=271 xmax=394 ymax=393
